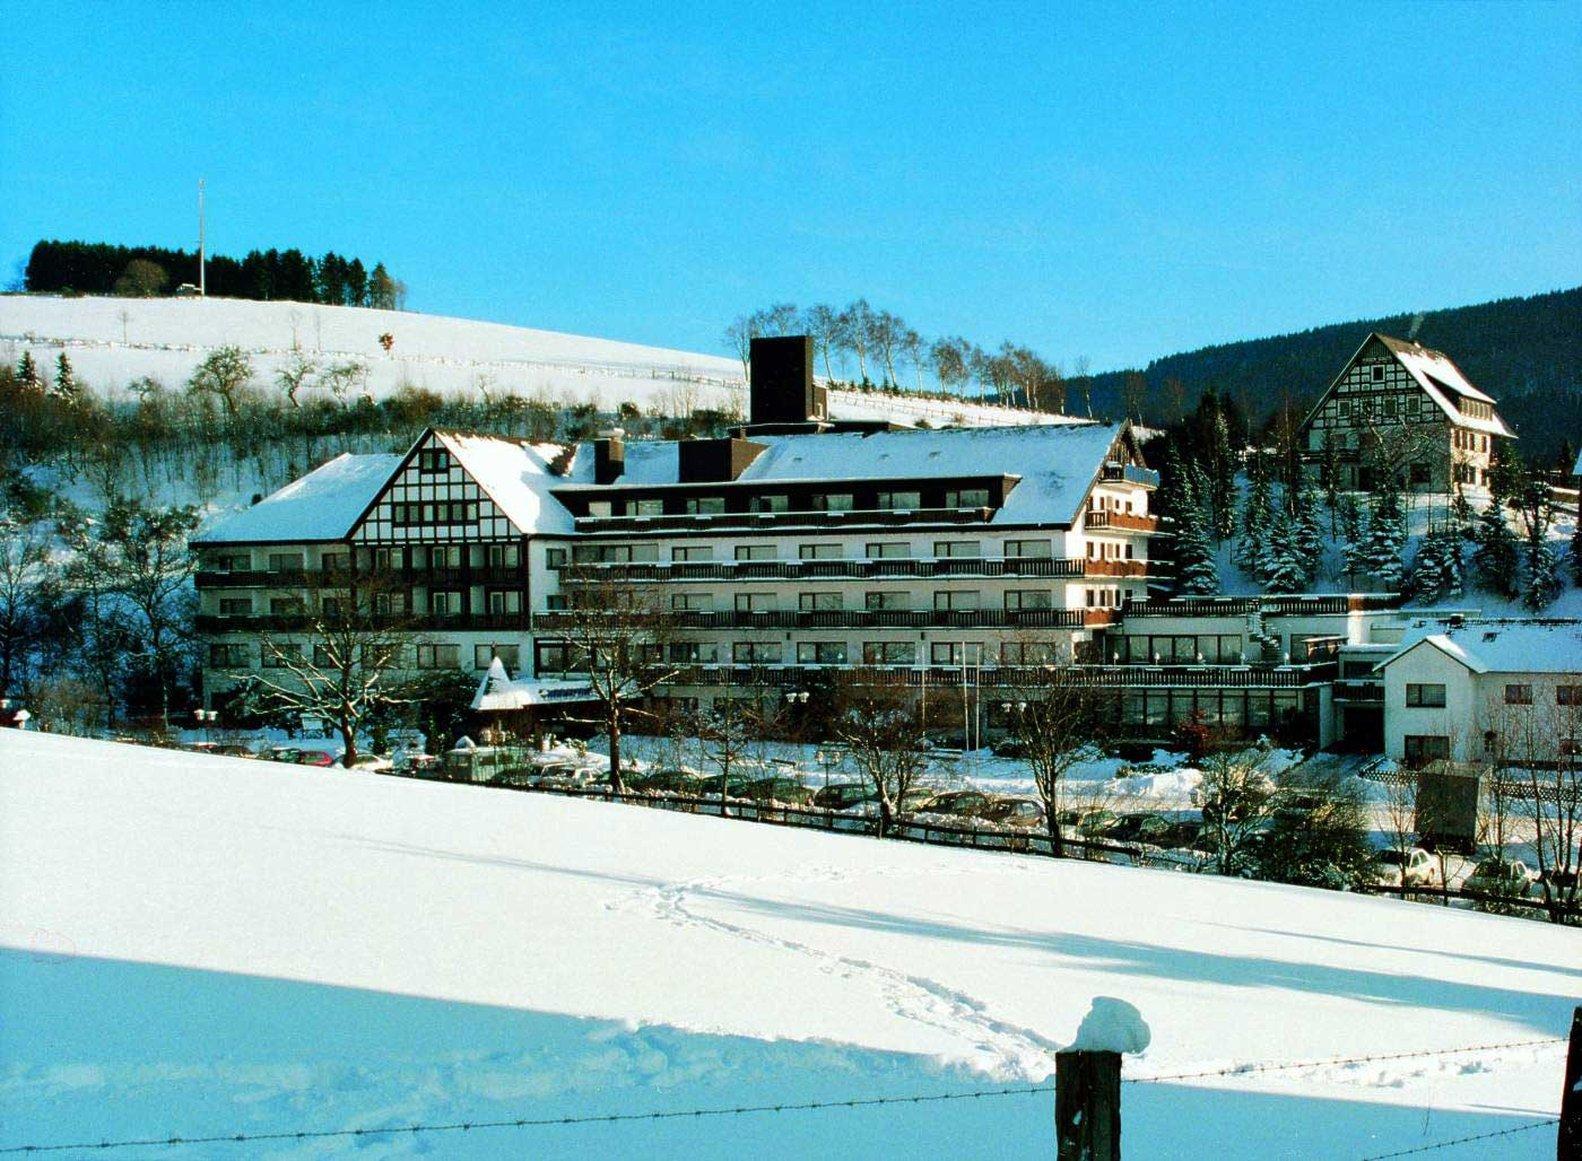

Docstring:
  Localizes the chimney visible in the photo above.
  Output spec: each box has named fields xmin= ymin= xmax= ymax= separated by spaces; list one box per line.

xmin=750 ymin=335 xmax=816 ymax=425
xmin=594 ymin=429 xmax=625 ymax=485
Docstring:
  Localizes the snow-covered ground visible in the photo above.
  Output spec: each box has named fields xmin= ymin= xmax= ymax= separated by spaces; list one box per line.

xmin=2 ymin=731 xmax=1576 ymax=1158
xmin=0 ymin=294 xmax=1064 ymax=430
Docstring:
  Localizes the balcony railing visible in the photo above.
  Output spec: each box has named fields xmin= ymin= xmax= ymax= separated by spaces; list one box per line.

xmin=1083 ymin=511 xmax=1159 ymax=533
xmin=634 ymin=660 xmax=1336 ymax=690
xmin=196 ymin=611 xmax=529 ymax=633
xmin=1100 ymin=464 xmax=1160 ymax=488
xmin=1124 ymin=594 xmax=1402 ymax=617
xmin=196 ymin=565 xmax=528 ymax=589
xmin=533 ymin=607 xmax=1101 ymax=632
xmin=559 ymin=556 xmax=1146 ymax=582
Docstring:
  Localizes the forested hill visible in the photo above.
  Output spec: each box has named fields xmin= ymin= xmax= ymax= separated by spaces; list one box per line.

xmin=1092 ymin=286 xmax=1580 ymax=461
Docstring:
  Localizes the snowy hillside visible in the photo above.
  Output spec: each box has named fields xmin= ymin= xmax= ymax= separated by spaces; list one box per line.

xmin=2 ymin=731 xmax=1575 ymax=1158
xmin=0 ymin=294 xmax=1065 ymax=429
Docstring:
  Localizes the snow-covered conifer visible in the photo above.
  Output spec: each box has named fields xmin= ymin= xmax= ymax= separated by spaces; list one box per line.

xmin=52 ymin=352 xmax=79 ymax=402
xmin=1172 ymin=502 xmax=1220 ymax=595
xmin=1263 ymin=519 xmax=1307 ymax=594
xmin=1471 ymin=502 xmax=1521 ymax=599
xmin=1523 ymin=542 xmax=1562 ymax=612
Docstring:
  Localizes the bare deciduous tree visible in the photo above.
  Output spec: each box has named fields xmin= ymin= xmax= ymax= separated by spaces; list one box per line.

xmin=1002 ymin=666 xmax=1099 ymax=857
xmin=555 ymin=565 xmax=678 ymax=796
xmin=250 ymin=569 xmax=416 ymax=769
xmin=834 ymin=672 xmax=927 ymax=838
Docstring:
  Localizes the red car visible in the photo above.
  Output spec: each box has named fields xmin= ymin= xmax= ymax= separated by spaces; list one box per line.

xmin=293 ymin=750 xmax=336 ymax=767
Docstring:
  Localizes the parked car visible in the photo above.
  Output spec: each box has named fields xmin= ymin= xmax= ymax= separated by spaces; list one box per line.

xmin=976 ymin=797 xmax=1045 ymax=829
xmin=739 ymin=776 xmax=815 ymax=806
xmin=813 ymin=782 xmax=874 ymax=811
xmin=213 ymin=744 xmax=257 ymax=759
xmin=1462 ymin=858 xmax=1536 ymax=897
xmin=264 ymin=746 xmax=303 ymax=764
xmin=1106 ymin=812 xmax=1186 ymax=847
xmin=342 ymin=753 xmax=393 ymax=772
xmin=293 ymin=750 xmax=336 ymax=767
xmin=919 ymin=790 xmax=998 ymax=818
xmin=1373 ymin=847 xmax=1442 ymax=889
xmin=628 ymin=767 xmax=706 ymax=795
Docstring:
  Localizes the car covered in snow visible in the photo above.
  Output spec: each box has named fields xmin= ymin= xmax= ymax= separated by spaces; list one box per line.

xmin=1462 ymin=858 xmax=1537 ymax=897
xmin=974 ymin=797 xmax=1045 ymax=829
xmin=1372 ymin=847 xmax=1441 ymax=889
xmin=917 ymin=790 xmax=998 ymax=818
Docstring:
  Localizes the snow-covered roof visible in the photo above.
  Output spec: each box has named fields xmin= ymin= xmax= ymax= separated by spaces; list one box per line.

xmin=194 ymin=453 xmax=403 ymax=544
xmin=435 ymin=432 xmax=577 ymax=535
xmin=1377 ymin=619 xmax=1582 ymax=675
xmin=1374 ymin=334 xmax=1513 ymax=438
xmin=557 ymin=423 xmax=1131 ymax=527
xmin=472 ymin=658 xmax=599 ymax=711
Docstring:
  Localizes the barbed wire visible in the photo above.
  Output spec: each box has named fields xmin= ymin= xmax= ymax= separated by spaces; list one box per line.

xmin=0 ymin=1085 xmax=1051 ymax=1154
xmin=1356 ymin=1116 xmax=1559 ymax=1159
xmin=1124 ymin=1036 xmax=1565 ymax=1085
xmin=0 ymin=1037 xmax=1565 ymax=1155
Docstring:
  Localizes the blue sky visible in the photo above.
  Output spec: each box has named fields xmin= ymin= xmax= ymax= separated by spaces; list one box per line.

xmin=2 ymin=2 xmax=1577 ymax=370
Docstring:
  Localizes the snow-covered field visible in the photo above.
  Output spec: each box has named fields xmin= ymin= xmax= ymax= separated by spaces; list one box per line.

xmin=0 ymin=294 xmax=1062 ymax=430
xmin=1 ymin=732 xmax=1576 ymax=1158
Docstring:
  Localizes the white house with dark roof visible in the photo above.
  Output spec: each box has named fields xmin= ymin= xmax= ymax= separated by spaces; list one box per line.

xmin=1297 ymin=333 xmax=1514 ymax=493
xmin=1376 ymin=620 xmax=1582 ymax=764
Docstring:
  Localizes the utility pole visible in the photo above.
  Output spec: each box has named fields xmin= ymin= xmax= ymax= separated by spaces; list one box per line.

xmin=197 ymin=178 xmax=207 ymax=297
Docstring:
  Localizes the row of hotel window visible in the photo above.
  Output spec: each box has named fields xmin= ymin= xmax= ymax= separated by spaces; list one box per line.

xmin=216 ymin=587 xmax=1125 ymax=619
xmin=209 ymin=639 xmax=1073 ymax=672
xmin=204 ymin=545 xmax=525 ymax=573
xmin=683 ymin=589 xmax=1123 ymax=612
xmin=1405 ymin=683 xmax=1582 ymax=707
xmin=568 ymin=539 xmax=1135 ymax=565
xmin=215 ymin=590 xmax=524 ymax=617
xmin=209 ymin=642 xmax=521 ymax=670
xmin=536 ymin=640 xmax=1069 ymax=671
xmin=582 ymin=488 xmax=995 ymax=518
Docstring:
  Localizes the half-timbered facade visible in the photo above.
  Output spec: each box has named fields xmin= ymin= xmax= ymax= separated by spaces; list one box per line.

xmin=1297 ymin=333 xmax=1514 ymax=493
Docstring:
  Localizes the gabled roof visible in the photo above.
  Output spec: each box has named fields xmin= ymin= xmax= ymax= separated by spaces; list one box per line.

xmin=1376 ymin=620 xmax=1582 ymax=675
xmin=553 ymin=422 xmax=1135 ymax=527
xmin=432 ymin=431 xmax=577 ymax=536
xmin=194 ymin=453 xmax=404 ymax=544
xmin=1299 ymin=332 xmax=1515 ymax=440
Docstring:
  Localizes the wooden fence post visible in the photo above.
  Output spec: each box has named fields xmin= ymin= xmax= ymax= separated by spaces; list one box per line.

xmin=1561 ymin=1005 xmax=1581 ymax=1161
xmin=1055 ymin=1049 xmax=1121 ymax=1161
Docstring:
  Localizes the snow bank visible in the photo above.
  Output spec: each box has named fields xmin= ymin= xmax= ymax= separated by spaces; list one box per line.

xmin=2 ymin=731 xmax=1576 ymax=1159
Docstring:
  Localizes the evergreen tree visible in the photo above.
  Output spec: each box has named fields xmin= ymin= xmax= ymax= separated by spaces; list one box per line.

xmin=1523 ymin=541 xmax=1562 ymax=612
xmin=1235 ymin=464 xmax=1274 ymax=578
xmin=1410 ymin=526 xmax=1463 ymax=604
xmin=368 ymin=263 xmax=398 ymax=310
xmin=1291 ymin=477 xmax=1325 ymax=575
xmin=1207 ymin=411 xmax=1236 ymax=541
xmin=1471 ymin=502 xmax=1521 ymax=599
xmin=1172 ymin=500 xmax=1220 ymax=595
xmin=1450 ymin=487 xmax=1474 ymax=537
xmin=52 ymin=352 xmax=79 ymax=402
xmin=1357 ymin=480 xmax=1406 ymax=591
xmin=17 ymin=352 xmax=43 ymax=393
xmin=1263 ymin=518 xmax=1306 ymax=594
xmin=1572 ymin=520 xmax=1582 ymax=587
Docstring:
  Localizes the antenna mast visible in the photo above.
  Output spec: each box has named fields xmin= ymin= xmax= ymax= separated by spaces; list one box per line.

xmin=198 ymin=178 xmax=207 ymax=298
